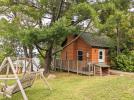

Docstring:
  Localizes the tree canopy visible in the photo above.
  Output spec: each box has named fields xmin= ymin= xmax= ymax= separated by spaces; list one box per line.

xmin=0 ymin=0 xmax=133 ymax=72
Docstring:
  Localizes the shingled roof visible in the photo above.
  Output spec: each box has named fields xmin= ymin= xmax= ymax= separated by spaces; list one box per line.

xmin=61 ymin=32 xmax=112 ymax=48
xmin=81 ymin=33 xmax=111 ymax=48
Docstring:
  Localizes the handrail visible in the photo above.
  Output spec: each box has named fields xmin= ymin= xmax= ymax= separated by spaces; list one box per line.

xmin=0 ymin=77 xmax=17 ymax=80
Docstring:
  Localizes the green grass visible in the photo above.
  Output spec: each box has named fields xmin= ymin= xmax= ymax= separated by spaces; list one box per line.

xmin=0 ymin=72 xmax=134 ymax=100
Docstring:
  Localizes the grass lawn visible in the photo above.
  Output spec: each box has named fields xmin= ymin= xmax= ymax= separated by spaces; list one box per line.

xmin=0 ymin=72 xmax=134 ymax=100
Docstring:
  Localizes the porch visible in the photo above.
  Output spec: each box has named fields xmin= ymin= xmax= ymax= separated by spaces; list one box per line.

xmin=53 ymin=59 xmax=110 ymax=76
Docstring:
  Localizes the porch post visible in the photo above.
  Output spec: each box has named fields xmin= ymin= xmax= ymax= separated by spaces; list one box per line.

xmin=77 ymin=60 xmax=78 ymax=75
xmin=100 ymin=67 xmax=102 ymax=76
xmin=67 ymin=60 xmax=70 ymax=73
xmin=60 ymin=60 xmax=62 ymax=71
xmin=93 ymin=64 xmax=96 ymax=76
xmin=88 ymin=63 xmax=90 ymax=76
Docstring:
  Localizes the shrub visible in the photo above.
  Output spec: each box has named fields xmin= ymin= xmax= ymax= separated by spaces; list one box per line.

xmin=113 ymin=52 xmax=134 ymax=72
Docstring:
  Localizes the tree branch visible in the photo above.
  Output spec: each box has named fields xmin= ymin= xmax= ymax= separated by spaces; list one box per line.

xmin=0 ymin=7 xmax=9 ymax=14
xmin=56 ymin=0 xmax=64 ymax=20
xmin=52 ymin=20 xmax=92 ymax=55
xmin=35 ymin=43 xmax=46 ymax=50
xmin=43 ymin=16 xmax=52 ymax=19
xmin=36 ymin=45 xmax=45 ymax=59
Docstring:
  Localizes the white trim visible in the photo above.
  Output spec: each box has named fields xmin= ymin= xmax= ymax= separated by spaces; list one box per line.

xmin=98 ymin=49 xmax=105 ymax=63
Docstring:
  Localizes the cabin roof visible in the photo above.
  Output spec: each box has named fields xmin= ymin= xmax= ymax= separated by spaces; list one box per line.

xmin=81 ymin=33 xmax=111 ymax=48
xmin=61 ymin=32 xmax=112 ymax=48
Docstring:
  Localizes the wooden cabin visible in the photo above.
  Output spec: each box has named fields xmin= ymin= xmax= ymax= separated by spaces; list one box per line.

xmin=56 ymin=33 xmax=111 ymax=75
xmin=61 ymin=33 xmax=110 ymax=64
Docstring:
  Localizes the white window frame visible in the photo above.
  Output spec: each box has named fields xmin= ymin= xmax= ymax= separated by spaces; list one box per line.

xmin=98 ymin=49 xmax=105 ymax=63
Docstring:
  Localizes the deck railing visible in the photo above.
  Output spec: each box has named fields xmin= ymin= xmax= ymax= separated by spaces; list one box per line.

xmin=53 ymin=59 xmax=95 ymax=75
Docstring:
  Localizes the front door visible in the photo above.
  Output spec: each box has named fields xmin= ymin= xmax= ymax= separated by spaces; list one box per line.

xmin=98 ymin=49 xmax=105 ymax=63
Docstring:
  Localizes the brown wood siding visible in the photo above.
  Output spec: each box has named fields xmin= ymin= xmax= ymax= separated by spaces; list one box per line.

xmin=61 ymin=35 xmax=109 ymax=64
xmin=61 ymin=35 xmax=75 ymax=60
xmin=91 ymin=48 xmax=98 ymax=63
xmin=105 ymin=49 xmax=109 ymax=64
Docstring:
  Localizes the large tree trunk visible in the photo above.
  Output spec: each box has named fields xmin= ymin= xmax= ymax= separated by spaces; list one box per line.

xmin=44 ymin=44 xmax=53 ymax=74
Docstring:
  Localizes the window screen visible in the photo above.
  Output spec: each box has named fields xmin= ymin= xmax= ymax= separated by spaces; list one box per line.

xmin=77 ymin=51 xmax=83 ymax=61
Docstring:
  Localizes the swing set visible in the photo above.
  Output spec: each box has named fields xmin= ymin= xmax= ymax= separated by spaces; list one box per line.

xmin=0 ymin=57 xmax=52 ymax=100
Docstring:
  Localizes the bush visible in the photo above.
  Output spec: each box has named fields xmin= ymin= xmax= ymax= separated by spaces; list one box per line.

xmin=113 ymin=52 xmax=134 ymax=72
xmin=0 ymin=52 xmax=5 ymax=63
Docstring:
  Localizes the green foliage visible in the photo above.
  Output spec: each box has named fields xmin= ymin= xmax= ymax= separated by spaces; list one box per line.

xmin=36 ymin=17 xmax=78 ymax=46
xmin=97 ymin=1 xmax=116 ymax=24
xmin=0 ymin=19 xmax=19 ymax=58
xmin=113 ymin=0 xmax=131 ymax=11
xmin=11 ymin=4 xmax=44 ymax=20
xmin=95 ymin=0 xmax=134 ymax=72
xmin=17 ymin=28 xmax=37 ymax=47
xmin=0 ymin=0 xmax=133 ymax=72
xmin=113 ymin=52 xmax=134 ymax=72
xmin=0 ymin=52 xmax=5 ymax=63
xmin=66 ymin=2 xmax=100 ymax=28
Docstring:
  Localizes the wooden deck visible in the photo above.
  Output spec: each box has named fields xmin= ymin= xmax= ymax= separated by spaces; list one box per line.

xmin=55 ymin=66 xmax=94 ymax=75
xmin=53 ymin=59 xmax=94 ymax=76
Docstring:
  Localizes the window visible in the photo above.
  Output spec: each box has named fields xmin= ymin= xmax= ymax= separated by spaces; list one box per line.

xmin=77 ymin=50 xmax=83 ymax=61
xmin=98 ymin=49 xmax=105 ymax=63
xmin=99 ymin=51 xmax=103 ymax=59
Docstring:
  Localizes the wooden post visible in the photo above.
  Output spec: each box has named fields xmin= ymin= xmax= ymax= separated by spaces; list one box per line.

xmin=88 ymin=63 xmax=90 ymax=76
xmin=67 ymin=60 xmax=70 ymax=73
xmin=30 ymin=58 xmax=32 ymax=72
xmin=17 ymin=58 xmax=19 ymax=73
xmin=60 ymin=60 xmax=62 ymax=71
xmin=25 ymin=58 xmax=27 ymax=70
xmin=6 ymin=64 xmax=10 ymax=76
xmin=84 ymin=61 xmax=86 ymax=75
xmin=27 ymin=58 xmax=31 ymax=72
xmin=4 ymin=63 xmax=10 ymax=87
xmin=93 ymin=64 xmax=95 ymax=76
xmin=55 ymin=59 xmax=57 ymax=71
xmin=8 ymin=57 xmax=28 ymax=100
xmin=0 ymin=58 xmax=7 ymax=72
xmin=32 ymin=60 xmax=39 ymax=70
xmin=100 ymin=67 xmax=102 ymax=76
xmin=77 ymin=60 xmax=78 ymax=75
xmin=40 ymin=72 xmax=52 ymax=90
xmin=0 ymin=78 xmax=17 ymax=80
xmin=108 ymin=67 xmax=110 ymax=75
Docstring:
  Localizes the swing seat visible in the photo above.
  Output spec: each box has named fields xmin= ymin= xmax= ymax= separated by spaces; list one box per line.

xmin=0 ymin=73 xmax=36 ymax=98
xmin=0 ymin=57 xmax=52 ymax=100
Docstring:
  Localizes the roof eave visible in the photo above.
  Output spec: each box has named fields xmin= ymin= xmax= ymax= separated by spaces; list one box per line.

xmin=91 ymin=45 xmax=110 ymax=49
